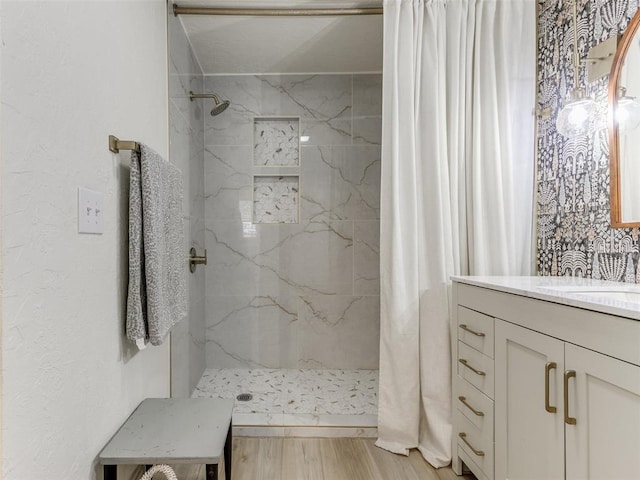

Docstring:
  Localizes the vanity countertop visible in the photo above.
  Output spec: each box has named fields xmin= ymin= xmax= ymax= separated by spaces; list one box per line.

xmin=451 ymin=275 xmax=640 ymax=321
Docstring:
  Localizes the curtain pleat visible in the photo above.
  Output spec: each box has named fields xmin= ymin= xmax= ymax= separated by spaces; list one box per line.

xmin=377 ymin=0 xmax=536 ymax=467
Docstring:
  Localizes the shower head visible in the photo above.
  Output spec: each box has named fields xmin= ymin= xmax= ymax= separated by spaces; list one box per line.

xmin=210 ymin=98 xmax=230 ymax=116
xmin=188 ymin=91 xmax=231 ymax=116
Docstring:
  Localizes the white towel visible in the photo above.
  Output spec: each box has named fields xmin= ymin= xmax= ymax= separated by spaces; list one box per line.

xmin=126 ymin=144 xmax=187 ymax=347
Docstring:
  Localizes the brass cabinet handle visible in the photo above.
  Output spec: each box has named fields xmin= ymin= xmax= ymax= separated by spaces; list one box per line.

xmin=458 ymin=358 xmax=486 ymax=376
xmin=564 ymin=370 xmax=577 ymax=425
xmin=460 ymin=324 xmax=485 ymax=337
xmin=459 ymin=432 xmax=485 ymax=457
xmin=545 ymin=362 xmax=557 ymax=413
xmin=458 ymin=396 xmax=484 ymax=417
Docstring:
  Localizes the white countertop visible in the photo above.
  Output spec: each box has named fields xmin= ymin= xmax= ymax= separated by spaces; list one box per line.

xmin=451 ymin=275 xmax=640 ymax=321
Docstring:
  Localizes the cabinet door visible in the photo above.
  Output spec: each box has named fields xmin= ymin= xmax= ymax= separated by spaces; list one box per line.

xmin=495 ymin=320 xmax=564 ymax=480
xmin=565 ymin=344 xmax=640 ymax=480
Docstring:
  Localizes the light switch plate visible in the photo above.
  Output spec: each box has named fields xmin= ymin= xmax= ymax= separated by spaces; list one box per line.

xmin=78 ymin=187 xmax=104 ymax=234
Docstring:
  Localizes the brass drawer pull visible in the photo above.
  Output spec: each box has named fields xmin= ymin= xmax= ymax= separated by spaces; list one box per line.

xmin=460 ymin=324 xmax=485 ymax=337
xmin=458 ymin=396 xmax=484 ymax=417
xmin=545 ymin=362 xmax=557 ymax=414
xmin=564 ymin=370 xmax=577 ymax=425
xmin=458 ymin=358 xmax=486 ymax=376
xmin=459 ymin=432 xmax=485 ymax=457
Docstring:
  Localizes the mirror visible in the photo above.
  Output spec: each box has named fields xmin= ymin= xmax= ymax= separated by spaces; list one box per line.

xmin=609 ymin=8 xmax=640 ymax=228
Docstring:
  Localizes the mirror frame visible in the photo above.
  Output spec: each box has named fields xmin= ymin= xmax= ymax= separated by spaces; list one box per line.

xmin=609 ymin=8 xmax=640 ymax=228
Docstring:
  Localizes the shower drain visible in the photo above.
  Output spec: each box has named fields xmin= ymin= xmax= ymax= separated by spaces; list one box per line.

xmin=236 ymin=393 xmax=253 ymax=402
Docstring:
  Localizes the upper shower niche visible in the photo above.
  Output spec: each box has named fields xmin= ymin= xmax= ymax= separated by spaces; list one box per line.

xmin=254 ymin=117 xmax=300 ymax=166
xmin=175 ymin=0 xmax=383 ymax=74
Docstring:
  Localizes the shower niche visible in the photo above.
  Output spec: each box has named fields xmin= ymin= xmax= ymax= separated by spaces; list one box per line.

xmin=253 ymin=117 xmax=300 ymax=166
xmin=252 ymin=117 xmax=301 ymax=223
xmin=253 ymin=175 xmax=299 ymax=224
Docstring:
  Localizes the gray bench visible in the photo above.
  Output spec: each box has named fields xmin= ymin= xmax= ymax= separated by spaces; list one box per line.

xmin=99 ymin=398 xmax=233 ymax=480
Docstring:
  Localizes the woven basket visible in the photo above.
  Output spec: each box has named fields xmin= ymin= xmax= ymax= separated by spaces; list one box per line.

xmin=138 ymin=465 xmax=178 ymax=480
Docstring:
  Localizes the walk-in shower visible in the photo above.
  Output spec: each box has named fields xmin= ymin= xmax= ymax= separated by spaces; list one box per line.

xmin=168 ymin=2 xmax=383 ymax=436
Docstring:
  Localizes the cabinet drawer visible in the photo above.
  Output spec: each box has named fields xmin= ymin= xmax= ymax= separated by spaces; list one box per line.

xmin=458 ymin=341 xmax=494 ymax=398
xmin=457 ymin=446 xmax=491 ymax=480
xmin=456 ymin=376 xmax=494 ymax=439
xmin=456 ymin=411 xmax=494 ymax=479
xmin=458 ymin=306 xmax=494 ymax=358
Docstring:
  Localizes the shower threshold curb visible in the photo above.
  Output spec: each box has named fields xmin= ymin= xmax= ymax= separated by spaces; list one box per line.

xmin=233 ymin=425 xmax=378 ymax=438
xmin=231 ymin=412 xmax=378 ymax=429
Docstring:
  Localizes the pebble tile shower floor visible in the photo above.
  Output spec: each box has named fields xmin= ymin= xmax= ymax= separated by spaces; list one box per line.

xmin=192 ymin=369 xmax=378 ymax=433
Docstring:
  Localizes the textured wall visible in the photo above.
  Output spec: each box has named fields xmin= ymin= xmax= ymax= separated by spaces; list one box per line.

xmin=203 ymin=74 xmax=381 ymax=369
xmin=168 ymin=11 xmax=206 ymax=397
xmin=1 ymin=2 xmax=169 ymax=479
xmin=536 ymin=0 xmax=639 ymax=280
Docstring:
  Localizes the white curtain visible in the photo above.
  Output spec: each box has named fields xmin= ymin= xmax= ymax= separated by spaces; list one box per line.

xmin=377 ymin=0 xmax=536 ymax=467
xmin=465 ymin=0 xmax=536 ymax=274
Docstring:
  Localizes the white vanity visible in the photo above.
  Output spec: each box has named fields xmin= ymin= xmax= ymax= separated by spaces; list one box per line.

xmin=451 ymin=276 xmax=640 ymax=480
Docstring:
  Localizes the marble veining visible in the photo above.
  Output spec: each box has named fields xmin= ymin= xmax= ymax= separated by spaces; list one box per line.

xmin=300 ymin=145 xmax=380 ymax=222
xmin=205 ymin=293 xmax=379 ymax=369
xmin=254 ymin=118 xmax=300 ymax=166
xmin=204 ymin=221 xmax=354 ymax=297
xmin=204 ymin=74 xmax=381 ymax=370
xmin=204 ymin=146 xmax=253 ymax=221
xmin=192 ymin=368 xmax=378 ymax=427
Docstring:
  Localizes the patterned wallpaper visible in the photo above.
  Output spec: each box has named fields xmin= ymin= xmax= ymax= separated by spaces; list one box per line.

xmin=536 ymin=0 xmax=640 ymax=281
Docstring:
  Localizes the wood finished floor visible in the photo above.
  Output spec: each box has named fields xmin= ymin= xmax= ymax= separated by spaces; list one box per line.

xmin=121 ymin=437 xmax=476 ymax=480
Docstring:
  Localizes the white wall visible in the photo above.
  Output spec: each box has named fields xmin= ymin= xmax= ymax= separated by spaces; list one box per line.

xmin=1 ymin=2 xmax=170 ymax=479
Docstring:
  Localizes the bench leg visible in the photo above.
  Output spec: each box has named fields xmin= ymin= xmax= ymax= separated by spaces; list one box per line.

xmin=104 ymin=465 xmax=117 ymax=480
xmin=224 ymin=422 xmax=232 ymax=480
xmin=206 ymin=464 xmax=218 ymax=480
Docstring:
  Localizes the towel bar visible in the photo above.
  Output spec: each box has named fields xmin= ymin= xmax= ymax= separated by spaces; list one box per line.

xmin=189 ymin=248 xmax=207 ymax=273
xmin=109 ymin=135 xmax=141 ymax=154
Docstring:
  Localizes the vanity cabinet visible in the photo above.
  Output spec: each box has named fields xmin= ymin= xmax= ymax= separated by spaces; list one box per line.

xmin=494 ymin=320 xmax=564 ymax=480
xmin=564 ymin=343 xmax=640 ymax=480
xmin=453 ymin=306 xmax=495 ymax=480
xmin=495 ymin=321 xmax=640 ymax=480
xmin=452 ymin=278 xmax=640 ymax=480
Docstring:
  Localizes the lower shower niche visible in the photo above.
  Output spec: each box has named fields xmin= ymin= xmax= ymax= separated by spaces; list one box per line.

xmin=192 ymin=368 xmax=378 ymax=437
xmin=253 ymin=175 xmax=299 ymax=224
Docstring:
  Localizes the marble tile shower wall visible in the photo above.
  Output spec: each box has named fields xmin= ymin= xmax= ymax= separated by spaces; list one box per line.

xmin=168 ymin=13 xmax=206 ymax=397
xmin=536 ymin=0 xmax=640 ymax=281
xmin=203 ymin=74 xmax=382 ymax=369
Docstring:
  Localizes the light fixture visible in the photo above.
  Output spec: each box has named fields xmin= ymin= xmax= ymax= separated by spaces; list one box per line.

xmin=556 ymin=0 xmax=598 ymax=139
xmin=616 ymin=87 xmax=640 ymax=133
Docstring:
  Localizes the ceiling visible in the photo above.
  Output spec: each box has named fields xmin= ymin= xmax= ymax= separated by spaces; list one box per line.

xmin=174 ymin=0 xmax=384 ymax=75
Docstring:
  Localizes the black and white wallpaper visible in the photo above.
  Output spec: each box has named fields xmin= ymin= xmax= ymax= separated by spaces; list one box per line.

xmin=536 ymin=0 xmax=640 ymax=281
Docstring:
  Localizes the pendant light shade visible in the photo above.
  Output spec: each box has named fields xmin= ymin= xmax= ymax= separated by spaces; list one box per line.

xmin=616 ymin=87 xmax=640 ymax=133
xmin=555 ymin=0 xmax=597 ymax=139
xmin=556 ymin=87 xmax=598 ymax=138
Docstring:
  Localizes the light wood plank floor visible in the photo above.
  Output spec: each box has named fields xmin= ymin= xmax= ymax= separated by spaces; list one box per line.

xmin=122 ymin=438 xmax=476 ymax=480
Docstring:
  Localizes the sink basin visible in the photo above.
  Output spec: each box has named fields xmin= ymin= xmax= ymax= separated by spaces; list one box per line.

xmin=539 ymin=285 xmax=640 ymax=305
xmin=572 ymin=291 xmax=640 ymax=303
xmin=540 ymin=285 xmax=637 ymax=292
